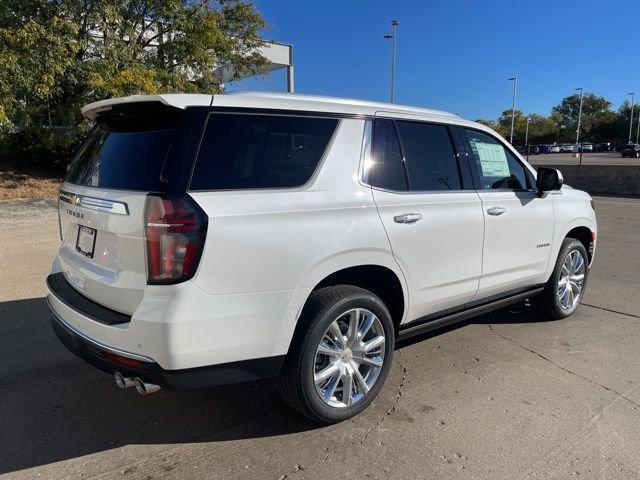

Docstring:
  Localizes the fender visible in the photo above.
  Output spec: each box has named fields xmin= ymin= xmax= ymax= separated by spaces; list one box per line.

xmin=271 ymin=248 xmax=409 ymax=356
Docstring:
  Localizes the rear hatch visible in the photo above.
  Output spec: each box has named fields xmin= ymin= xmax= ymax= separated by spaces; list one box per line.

xmin=57 ymin=100 xmax=206 ymax=315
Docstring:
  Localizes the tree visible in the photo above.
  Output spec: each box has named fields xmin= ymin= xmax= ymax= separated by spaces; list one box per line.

xmin=551 ymin=93 xmax=612 ymax=141
xmin=0 ymin=0 xmax=268 ymax=167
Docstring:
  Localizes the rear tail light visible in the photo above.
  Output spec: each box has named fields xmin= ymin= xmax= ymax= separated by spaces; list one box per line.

xmin=144 ymin=195 xmax=208 ymax=284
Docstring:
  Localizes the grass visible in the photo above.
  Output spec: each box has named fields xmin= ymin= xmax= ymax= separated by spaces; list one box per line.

xmin=0 ymin=165 xmax=63 ymax=201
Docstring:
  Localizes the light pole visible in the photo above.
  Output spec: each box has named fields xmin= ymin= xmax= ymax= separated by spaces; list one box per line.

xmin=508 ymin=76 xmax=518 ymax=144
xmin=628 ymin=92 xmax=635 ymax=143
xmin=636 ymin=110 xmax=640 ymax=144
xmin=575 ymin=87 xmax=584 ymax=157
xmin=525 ymin=115 xmax=530 ymax=160
xmin=384 ymin=20 xmax=399 ymax=103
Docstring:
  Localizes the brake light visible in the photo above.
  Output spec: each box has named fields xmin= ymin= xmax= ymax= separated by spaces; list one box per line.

xmin=144 ymin=195 xmax=208 ymax=284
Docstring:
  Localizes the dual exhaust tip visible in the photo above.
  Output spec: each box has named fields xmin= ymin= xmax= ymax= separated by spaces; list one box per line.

xmin=114 ymin=371 xmax=161 ymax=395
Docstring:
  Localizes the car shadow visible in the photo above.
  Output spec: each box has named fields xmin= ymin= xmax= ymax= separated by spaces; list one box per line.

xmin=0 ymin=296 xmax=546 ymax=474
xmin=0 ymin=297 xmax=318 ymax=475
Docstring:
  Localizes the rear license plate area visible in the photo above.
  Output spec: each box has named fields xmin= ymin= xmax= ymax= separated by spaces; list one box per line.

xmin=76 ymin=225 xmax=97 ymax=258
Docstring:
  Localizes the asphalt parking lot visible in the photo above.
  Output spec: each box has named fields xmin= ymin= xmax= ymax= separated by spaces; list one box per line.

xmin=528 ymin=151 xmax=640 ymax=166
xmin=1 ymin=196 xmax=640 ymax=479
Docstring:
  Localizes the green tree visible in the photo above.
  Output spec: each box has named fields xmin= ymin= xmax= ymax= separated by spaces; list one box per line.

xmin=551 ymin=93 xmax=612 ymax=142
xmin=0 ymin=0 xmax=268 ymax=167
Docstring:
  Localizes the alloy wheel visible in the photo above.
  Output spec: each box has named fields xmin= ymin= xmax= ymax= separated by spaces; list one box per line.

xmin=313 ymin=308 xmax=386 ymax=408
xmin=557 ymin=249 xmax=586 ymax=312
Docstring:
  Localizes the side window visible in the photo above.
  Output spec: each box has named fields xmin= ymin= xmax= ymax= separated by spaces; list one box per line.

xmin=190 ymin=113 xmax=338 ymax=190
xmin=370 ymin=119 xmax=408 ymax=191
xmin=464 ymin=129 xmax=530 ymax=190
xmin=395 ymin=121 xmax=462 ymax=191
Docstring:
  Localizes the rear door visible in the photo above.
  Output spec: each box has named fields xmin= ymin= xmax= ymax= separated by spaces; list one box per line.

xmin=370 ymin=117 xmax=484 ymax=321
xmin=460 ymin=128 xmax=555 ymax=299
xmin=57 ymin=103 xmax=202 ymax=314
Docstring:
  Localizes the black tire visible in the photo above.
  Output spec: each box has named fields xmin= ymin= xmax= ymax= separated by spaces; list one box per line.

xmin=534 ymin=238 xmax=589 ymax=320
xmin=276 ymin=285 xmax=395 ymax=424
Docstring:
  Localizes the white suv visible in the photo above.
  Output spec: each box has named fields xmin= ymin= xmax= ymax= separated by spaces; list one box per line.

xmin=47 ymin=92 xmax=597 ymax=423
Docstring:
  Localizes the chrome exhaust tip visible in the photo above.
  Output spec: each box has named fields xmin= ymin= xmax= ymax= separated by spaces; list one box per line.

xmin=133 ymin=377 xmax=161 ymax=395
xmin=114 ymin=371 xmax=136 ymax=389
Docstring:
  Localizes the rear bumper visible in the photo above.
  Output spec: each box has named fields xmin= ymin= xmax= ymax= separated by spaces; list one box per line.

xmin=48 ymin=297 xmax=285 ymax=390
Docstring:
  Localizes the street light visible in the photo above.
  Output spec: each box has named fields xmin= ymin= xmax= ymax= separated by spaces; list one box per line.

xmin=575 ymin=87 xmax=584 ymax=146
xmin=384 ymin=20 xmax=399 ymax=103
xmin=508 ymin=76 xmax=518 ymax=144
xmin=628 ymin=92 xmax=635 ymax=143
xmin=636 ymin=110 xmax=640 ymax=144
xmin=525 ymin=115 xmax=530 ymax=160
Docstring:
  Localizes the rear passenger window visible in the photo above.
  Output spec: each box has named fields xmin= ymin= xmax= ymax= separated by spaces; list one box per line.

xmin=395 ymin=121 xmax=461 ymax=191
xmin=464 ymin=129 xmax=530 ymax=190
xmin=190 ymin=113 xmax=338 ymax=190
xmin=370 ymin=119 xmax=408 ymax=191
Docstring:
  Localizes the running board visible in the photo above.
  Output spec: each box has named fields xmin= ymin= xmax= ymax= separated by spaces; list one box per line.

xmin=397 ymin=287 xmax=545 ymax=341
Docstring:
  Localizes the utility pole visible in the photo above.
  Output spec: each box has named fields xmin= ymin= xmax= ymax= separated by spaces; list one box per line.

xmin=575 ymin=87 xmax=584 ymax=145
xmin=628 ymin=92 xmax=635 ymax=144
xmin=525 ymin=116 xmax=530 ymax=161
xmin=508 ymin=76 xmax=518 ymax=144
xmin=384 ymin=20 xmax=399 ymax=103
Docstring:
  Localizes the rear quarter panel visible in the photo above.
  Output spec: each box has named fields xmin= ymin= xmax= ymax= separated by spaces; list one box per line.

xmin=188 ymin=118 xmax=405 ymax=355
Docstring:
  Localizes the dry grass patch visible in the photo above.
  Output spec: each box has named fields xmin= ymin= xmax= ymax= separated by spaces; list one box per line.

xmin=0 ymin=169 xmax=62 ymax=200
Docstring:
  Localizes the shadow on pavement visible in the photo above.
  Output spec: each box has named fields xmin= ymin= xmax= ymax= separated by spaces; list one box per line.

xmin=0 ymin=297 xmax=317 ymax=475
xmin=0 ymin=296 xmax=545 ymax=474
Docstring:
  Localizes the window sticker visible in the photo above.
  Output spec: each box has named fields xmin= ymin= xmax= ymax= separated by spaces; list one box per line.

xmin=471 ymin=141 xmax=510 ymax=177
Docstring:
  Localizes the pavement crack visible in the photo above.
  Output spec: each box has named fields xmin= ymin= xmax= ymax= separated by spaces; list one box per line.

xmin=582 ymin=302 xmax=640 ymax=319
xmin=489 ymin=325 xmax=640 ymax=411
xmin=278 ymin=351 xmax=409 ymax=479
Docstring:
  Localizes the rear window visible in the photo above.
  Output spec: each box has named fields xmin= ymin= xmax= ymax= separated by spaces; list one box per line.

xmin=190 ymin=113 xmax=338 ymax=190
xmin=66 ymin=104 xmax=181 ymax=191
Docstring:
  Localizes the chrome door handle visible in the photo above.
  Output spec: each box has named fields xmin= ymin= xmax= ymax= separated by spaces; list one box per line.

xmin=394 ymin=213 xmax=423 ymax=224
xmin=487 ymin=207 xmax=506 ymax=216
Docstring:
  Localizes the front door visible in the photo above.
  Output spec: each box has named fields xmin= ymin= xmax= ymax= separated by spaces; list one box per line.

xmin=460 ymin=128 xmax=555 ymax=300
xmin=369 ymin=118 xmax=484 ymax=322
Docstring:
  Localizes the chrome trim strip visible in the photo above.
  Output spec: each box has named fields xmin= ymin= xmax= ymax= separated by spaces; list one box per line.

xmin=46 ymin=296 xmax=155 ymax=363
xmin=59 ymin=190 xmax=129 ymax=215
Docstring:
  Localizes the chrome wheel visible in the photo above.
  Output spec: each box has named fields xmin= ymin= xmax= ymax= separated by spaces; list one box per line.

xmin=313 ymin=308 xmax=386 ymax=408
xmin=557 ymin=249 xmax=586 ymax=312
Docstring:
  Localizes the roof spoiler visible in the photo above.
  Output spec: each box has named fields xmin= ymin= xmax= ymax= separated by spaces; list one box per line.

xmin=81 ymin=94 xmax=213 ymax=122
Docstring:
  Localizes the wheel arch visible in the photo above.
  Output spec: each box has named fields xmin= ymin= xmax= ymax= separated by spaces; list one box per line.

xmin=565 ymin=225 xmax=594 ymax=263
xmin=312 ymin=264 xmax=407 ymax=332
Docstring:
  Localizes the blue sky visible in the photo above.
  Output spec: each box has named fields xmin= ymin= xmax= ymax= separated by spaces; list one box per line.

xmin=229 ymin=0 xmax=639 ymax=121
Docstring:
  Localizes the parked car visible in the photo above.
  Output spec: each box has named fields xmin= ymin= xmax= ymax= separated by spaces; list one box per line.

xmin=560 ymin=144 xmax=574 ymax=153
xmin=581 ymin=142 xmax=594 ymax=152
xmin=595 ymin=142 xmax=612 ymax=152
xmin=537 ymin=144 xmax=551 ymax=154
xmin=528 ymin=145 xmax=540 ymax=155
xmin=549 ymin=145 xmax=560 ymax=153
xmin=620 ymin=143 xmax=640 ymax=158
xmin=46 ymin=92 xmax=597 ymax=423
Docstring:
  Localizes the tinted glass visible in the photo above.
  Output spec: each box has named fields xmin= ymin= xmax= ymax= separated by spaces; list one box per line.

xmin=465 ymin=129 xmax=529 ymax=190
xmin=190 ymin=114 xmax=338 ymax=190
xmin=66 ymin=126 xmax=174 ymax=191
xmin=370 ymin=119 xmax=407 ymax=191
xmin=395 ymin=121 xmax=461 ymax=191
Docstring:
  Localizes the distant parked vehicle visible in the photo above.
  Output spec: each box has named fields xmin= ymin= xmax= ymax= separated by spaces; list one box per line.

xmin=621 ymin=143 xmax=640 ymax=158
xmin=595 ymin=142 xmax=612 ymax=152
xmin=537 ymin=144 xmax=551 ymax=154
xmin=560 ymin=144 xmax=574 ymax=153
xmin=581 ymin=142 xmax=594 ymax=152
xmin=549 ymin=145 xmax=560 ymax=153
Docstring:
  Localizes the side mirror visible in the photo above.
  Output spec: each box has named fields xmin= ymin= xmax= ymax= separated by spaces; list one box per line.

xmin=536 ymin=167 xmax=563 ymax=196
